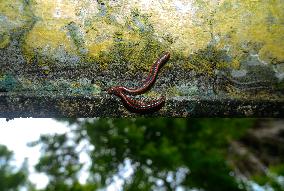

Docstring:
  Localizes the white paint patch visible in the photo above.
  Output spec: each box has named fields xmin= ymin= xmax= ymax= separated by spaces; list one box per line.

xmin=53 ymin=7 xmax=62 ymax=18
xmin=231 ymin=69 xmax=247 ymax=78
xmin=173 ymin=0 xmax=195 ymax=14
xmin=250 ymin=53 xmax=268 ymax=66
xmin=273 ymin=63 xmax=284 ymax=81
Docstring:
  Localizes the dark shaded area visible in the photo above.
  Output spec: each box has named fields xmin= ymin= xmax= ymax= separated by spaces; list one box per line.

xmin=0 ymin=94 xmax=284 ymax=118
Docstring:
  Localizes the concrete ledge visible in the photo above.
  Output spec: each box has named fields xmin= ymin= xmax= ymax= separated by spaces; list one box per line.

xmin=1 ymin=94 xmax=283 ymax=117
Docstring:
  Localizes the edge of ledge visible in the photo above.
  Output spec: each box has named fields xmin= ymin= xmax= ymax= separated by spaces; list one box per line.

xmin=0 ymin=94 xmax=283 ymax=117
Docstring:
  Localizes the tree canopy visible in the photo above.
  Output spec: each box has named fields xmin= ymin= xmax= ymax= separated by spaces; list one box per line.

xmin=32 ymin=118 xmax=257 ymax=191
xmin=2 ymin=118 xmax=284 ymax=191
xmin=0 ymin=145 xmax=28 ymax=191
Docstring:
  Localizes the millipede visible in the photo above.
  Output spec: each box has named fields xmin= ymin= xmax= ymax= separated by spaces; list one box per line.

xmin=110 ymin=52 xmax=170 ymax=95
xmin=108 ymin=52 xmax=170 ymax=113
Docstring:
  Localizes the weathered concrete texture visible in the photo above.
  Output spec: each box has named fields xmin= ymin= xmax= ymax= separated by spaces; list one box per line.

xmin=0 ymin=93 xmax=284 ymax=117
xmin=0 ymin=0 xmax=284 ymax=117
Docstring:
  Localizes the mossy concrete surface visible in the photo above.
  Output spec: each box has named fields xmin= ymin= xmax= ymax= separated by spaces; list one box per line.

xmin=0 ymin=0 xmax=283 ymax=117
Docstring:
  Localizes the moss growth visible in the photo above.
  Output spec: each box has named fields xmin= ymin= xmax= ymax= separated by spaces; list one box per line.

xmin=21 ymin=1 xmax=168 ymax=72
xmin=0 ymin=0 xmax=35 ymax=49
xmin=186 ymin=45 xmax=230 ymax=76
xmin=85 ymin=8 xmax=167 ymax=72
xmin=23 ymin=21 xmax=78 ymax=63
xmin=0 ymin=74 xmax=19 ymax=92
xmin=0 ymin=33 xmax=10 ymax=48
xmin=66 ymin=21 xmax=87 ymax=55
xmin=9 ymin=0 xmax=282 ymax=72
xmin=1 ymin=0 xmax=283 ymax=100
xmin=214 ymin=0 xmax=284 ymax=63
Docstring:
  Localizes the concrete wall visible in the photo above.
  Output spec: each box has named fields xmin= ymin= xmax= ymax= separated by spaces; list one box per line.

xmin=0 ymin=0 xmax=283 ymax=117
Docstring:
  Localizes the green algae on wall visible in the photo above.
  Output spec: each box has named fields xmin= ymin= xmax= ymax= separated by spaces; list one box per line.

xmin=1 ymin=0 xmax=284 ymax=66
xmin=0 ymin=33 xmax=10 ymax=48
xmin=213 ymin=0 xmax=284 ymax=64
xmin=0 ymin=74 xmax=20 ymax=92
xmin=0 ymin=0 xmax=283 ymax=117
xmin=0 ymin=0 xmax=35 ymax=49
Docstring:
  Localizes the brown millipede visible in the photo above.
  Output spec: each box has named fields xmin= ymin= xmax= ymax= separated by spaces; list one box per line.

xmin=108 ymin=52 xmax=169 ymax=113
xmin=110 ymin=52 xmax=170 ymax=95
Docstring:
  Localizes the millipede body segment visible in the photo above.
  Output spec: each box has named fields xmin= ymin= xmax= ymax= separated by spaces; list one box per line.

xmin=109 ymin=88 xmax=166 ymax=113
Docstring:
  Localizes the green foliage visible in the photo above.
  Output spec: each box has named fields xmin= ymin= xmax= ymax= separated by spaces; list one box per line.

xmin=0 ymin=144 xmax=28 ymax=191
xmin=29 ymin=133 xmax=97 ymax=191
xmin=271 ymin=164 xmax=284 ymax=176
xmin=31 ymin=118 xmax=261 ymax=191
xmin=69 ymin=118 xmax=254 ymax=190
xmin=252 ymin=164 xmax=284 ymax=191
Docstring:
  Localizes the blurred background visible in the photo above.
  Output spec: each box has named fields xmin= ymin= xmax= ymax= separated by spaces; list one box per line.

xmin=0 ymin=118 xmax=283 ymax=191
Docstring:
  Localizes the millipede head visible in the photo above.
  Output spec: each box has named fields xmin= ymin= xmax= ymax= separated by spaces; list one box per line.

xmin=162 ymin=52 xmax=170 ymax=61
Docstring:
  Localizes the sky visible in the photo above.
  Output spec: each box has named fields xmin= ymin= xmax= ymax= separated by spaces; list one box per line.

xmin=0 ymin=118 xmax=69 ymax=189
xmin=0 ymin=118 xmax=131 ymax=191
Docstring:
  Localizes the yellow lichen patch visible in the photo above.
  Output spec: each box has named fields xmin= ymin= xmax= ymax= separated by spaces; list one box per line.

xmin=24 ymin=0 xmax=122 ymax=62
xmin=257 ymin=24 xmax=284 ymax=63
xmin=231 ymin=58 xmax=241 ymax=69
xmin=84 ymin=21 xmax=142 ymax=67
xmin=0 ymin=33 xmax=10 ymax=49
xmin=22 ymin=0 xmax=89 ymax=61
xmin=126 ymin=0 xmax=213 ymax=56
xmin=122 ymin=31 xmax=141 ymax=42
xmin=23 ymin=21 xmax=77 ymax=62
xmin=13 ymin=0 xmax=284 ymax=69
xmin=144 ymin=90 xmax=164 ymax=98
xmin=87 ymin=40 xmax=113 ymax=58
xmin=0 ymin=0 xmax=34 ymax=47
xmin=0 ymin=0 xmax=28 ymax=23
xmin=166 ymin=86 xmax=180 ymax=97
xmin=84 ymin=21 xmax=118 ymax=58
xmin=32 ymin=0 xmax=78 ymax=22
xmin=214 ymin=0 xmax=284 ymax=63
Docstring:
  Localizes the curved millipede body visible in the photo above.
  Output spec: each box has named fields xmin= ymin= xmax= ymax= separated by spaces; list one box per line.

xmin=108 ymin=52 xmax=169 ymax=113
xmin=109 ymin=88 xmax=165 ymax=113
xmin=111 ymin=52 xmax=170 ymax=95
